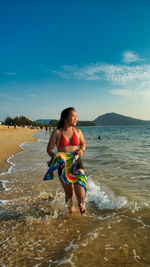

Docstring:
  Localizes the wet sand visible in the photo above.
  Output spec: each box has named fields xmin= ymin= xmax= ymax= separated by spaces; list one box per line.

xmin=0 ymin=125 xmax=37 ymax=173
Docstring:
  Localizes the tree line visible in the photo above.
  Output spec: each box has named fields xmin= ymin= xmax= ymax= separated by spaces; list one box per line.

xmin=4 ymin=116 xmax=44 ymax=128
xmin=4 ymin=116 xmax=96 ymax=128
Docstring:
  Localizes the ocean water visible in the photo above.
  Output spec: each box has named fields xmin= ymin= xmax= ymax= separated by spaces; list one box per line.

xmin=0 ymin=126 xmax=150 ymax=266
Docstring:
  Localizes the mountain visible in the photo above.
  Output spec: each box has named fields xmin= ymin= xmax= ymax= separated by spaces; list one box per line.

xmin=34 ymin=119 xmax=51 ymax=125
xmin=35 ymin=119 xmax=95 ymax=126
xmin=77 ymin=121 xmax=95 ymax=126
xmin=93 ymin=113 xmax=150 ymax=126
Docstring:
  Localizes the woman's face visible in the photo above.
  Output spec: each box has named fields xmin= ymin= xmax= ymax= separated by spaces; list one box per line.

xmin=66 ymin=110 xmax=78 ymax=126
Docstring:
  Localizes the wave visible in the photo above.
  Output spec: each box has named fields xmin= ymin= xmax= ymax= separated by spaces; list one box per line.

xmin=0 ymin=154 xmax=15 ymax=177
xmin=86 ymin=177 xmax=127 ymax=210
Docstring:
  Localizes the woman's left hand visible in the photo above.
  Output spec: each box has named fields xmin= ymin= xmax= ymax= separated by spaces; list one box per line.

xmin=76 ymin=148 xmax=84 ymax=157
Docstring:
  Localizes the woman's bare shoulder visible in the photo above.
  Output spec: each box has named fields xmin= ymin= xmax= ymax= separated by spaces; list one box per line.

xmin=51 ymin=128 xmax=61 ymax=137
xmin=55 ymin=128 xmax=61 ymax=134
xmin=75 ymin=128 xmax=83 ymax=136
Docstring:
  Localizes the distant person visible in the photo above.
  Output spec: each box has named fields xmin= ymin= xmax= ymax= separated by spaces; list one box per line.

xmin=45 ymin=126 xmax=48 ymax=132
xmin=98 ymin=136 xmax=101 ymax=139
xmin=46 ymin=107 xmax=87 ymax=215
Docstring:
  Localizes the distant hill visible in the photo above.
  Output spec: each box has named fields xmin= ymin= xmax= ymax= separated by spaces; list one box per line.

xmin=34 ymin=119 xmax=95 ymax=126
xmin=93 ymin=113 xmax=150 ymax=126
xmin=35 ymin=119 xmax=51 ymax=125
xmin=77 ymin=121 xmax=95 ymax=126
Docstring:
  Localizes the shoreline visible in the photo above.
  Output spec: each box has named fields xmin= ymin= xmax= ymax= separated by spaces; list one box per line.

xmin=0 ymin=125 xmax=38 ymax=174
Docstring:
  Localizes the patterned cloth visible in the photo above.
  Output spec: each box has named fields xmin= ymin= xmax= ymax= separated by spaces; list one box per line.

xmin=44 ymin=152 xmax=87 ymax=193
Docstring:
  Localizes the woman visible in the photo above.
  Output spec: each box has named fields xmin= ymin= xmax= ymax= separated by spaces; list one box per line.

xmin=47 ymin=107 xmax=86 ymax=215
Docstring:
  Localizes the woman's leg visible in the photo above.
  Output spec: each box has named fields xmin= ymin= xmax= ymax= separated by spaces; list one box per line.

xmin=58 ymin=175 xmax=74 ymax=214
xmin=74 ymin=168 xmax=86 ymax=215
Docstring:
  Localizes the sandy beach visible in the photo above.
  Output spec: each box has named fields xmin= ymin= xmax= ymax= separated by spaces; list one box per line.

xmin=0 ymin=125 xmax=37 ymax=173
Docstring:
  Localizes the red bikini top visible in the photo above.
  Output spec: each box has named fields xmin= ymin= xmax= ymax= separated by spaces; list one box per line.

xmin=58 ymin=128 xmax=79 ymax=148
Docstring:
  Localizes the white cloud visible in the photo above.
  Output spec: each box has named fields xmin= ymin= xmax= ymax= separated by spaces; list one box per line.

xmin=100 ymin=64 xmax=150 ymax=85
xmin=110 ymin=88 xmax=150 ymax=100
xmin=53 ymin=65 xmax=102 ymax=81
xmin=54 ymin=62 xmax=150 ymax=85
xmin=122 ymin=50 xmax=143 ymax=64
xmin=5 ymin=72 xmax=17 ymax=76
xmin=0 ymin=94 xmax=20 ymax=101
xmin=28 ymin=94 xmax=38 ymax=99
xmin=53 ymin=51 xmax=150 ymax=100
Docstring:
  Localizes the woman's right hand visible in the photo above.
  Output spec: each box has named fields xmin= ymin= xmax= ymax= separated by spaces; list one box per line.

xmin=49 ymin=149 xmax=55 ymax=157
xmin=75 ymin=154 xmax=80 ymax=160
xmin=47 ymin=129 xmax=57 ymax=157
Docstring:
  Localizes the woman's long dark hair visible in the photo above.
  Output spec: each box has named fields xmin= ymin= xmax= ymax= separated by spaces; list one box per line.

xmin=57 ymin=107 xmax=75 ymax=129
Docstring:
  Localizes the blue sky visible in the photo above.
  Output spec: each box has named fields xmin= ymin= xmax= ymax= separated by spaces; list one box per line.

xmin=1 ymin=0 xmax=150 ymax=121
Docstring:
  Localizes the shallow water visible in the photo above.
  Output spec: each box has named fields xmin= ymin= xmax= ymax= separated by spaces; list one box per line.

xmin=0 ymin=126 xmax=150 ymax=266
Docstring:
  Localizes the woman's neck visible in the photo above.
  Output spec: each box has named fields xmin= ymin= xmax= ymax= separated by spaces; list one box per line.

xmin=63 ymin=125 xmax=73 ymax=131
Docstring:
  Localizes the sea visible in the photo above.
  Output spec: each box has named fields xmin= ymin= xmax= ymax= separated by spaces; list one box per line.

xmin=0 ymin=125 xmax=150 ymax=267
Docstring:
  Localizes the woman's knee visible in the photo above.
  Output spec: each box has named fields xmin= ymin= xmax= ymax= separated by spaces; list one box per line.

xmin=65 ymin=184 xmax=74 ymax=199
xmin=74 ymin=184 xmax=85 ymax=201
xmin=66 ymin=191 xmax=74 ymax=199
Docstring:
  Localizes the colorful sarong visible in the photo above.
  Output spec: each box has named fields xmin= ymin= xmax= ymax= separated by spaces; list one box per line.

xmin=43 ymin=152 xmax=87 ymax=193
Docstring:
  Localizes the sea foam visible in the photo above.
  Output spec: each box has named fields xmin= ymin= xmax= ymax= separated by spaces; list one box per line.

xmin=86 ymin=177 xmax=127 ymax=210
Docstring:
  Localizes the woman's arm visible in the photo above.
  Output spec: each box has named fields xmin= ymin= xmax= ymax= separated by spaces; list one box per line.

xmin=47 ymin=130 xmax=58 ymax=157
xmin=76 ymin=129 xmax=86 ymax=157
